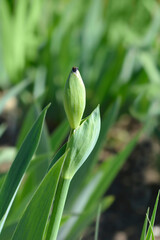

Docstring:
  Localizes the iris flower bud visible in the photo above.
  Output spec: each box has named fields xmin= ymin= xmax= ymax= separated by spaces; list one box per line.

xmin=64 ymin=67 xmax=86 ymax=129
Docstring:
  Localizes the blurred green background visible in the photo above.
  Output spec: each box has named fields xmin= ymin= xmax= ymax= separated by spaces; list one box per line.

xmin=1 ymin=0 xmax=160 ymax=239
xmin=1 ymin=0 xmax=160 ymax=125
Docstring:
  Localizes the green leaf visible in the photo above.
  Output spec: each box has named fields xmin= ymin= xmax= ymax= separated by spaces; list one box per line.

xmin=66 ymin=99 xmax=120 ymax=209
xmin=61 ymin=133 xmax=139 ymax=239
xmin=15 ymin=103 xmax=51 ymax=202
xmin=140 ymin=208 xmax=149 ymax=240
xmin=81 ymin=99 xmax=120 ymax=172
xmin=63 ymin=105 xmax=101 ymax=179
xmin=17 ymin=103 xmax=51 ymax=155
xmin=146 ymin=191 xmax=160 ymax=240
xmin=0 ymin=175 xmax=6 ymax=189
xmin=4 ymin=153 xmax=52 ymax=229
xmin=0 ymin=154 xmax=49 ymax=224
xmin=0 ymin=104 xmax=50 ymax=227
xmin=0 ymin=222 xmax=17 ymax=240
xmin=11 ymin=152 xmax=67 ymax=240
xmin=45 ymin=106 xmax=101 ymax=240
xmin=94 ymin=204 xmax=101 ymax=240
xmin=146 ymin=214 xmax=155 ymax=240
xmin=6 ymin=143 xmax=66 ymax=232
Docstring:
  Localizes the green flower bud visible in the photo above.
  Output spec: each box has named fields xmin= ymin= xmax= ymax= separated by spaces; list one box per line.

xmin=64 ymin=67 xmax=86 ymax=129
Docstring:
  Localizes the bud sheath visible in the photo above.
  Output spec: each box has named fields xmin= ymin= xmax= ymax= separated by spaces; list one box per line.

xmin=64 ymin=67 xmax=86 ymax=129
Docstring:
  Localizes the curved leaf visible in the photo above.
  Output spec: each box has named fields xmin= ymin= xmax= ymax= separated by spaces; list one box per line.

xmin=63 ymin=106 xmax=101 ymax=179
xmin=11 ymin=152 xmax=67 ymax=240
xmin=0 ymin=104 xmax=50 ymax=226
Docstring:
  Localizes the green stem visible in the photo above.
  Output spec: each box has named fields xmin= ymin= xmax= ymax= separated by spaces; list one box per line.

xmin=46 ymin=176 xmax=71 ymax=240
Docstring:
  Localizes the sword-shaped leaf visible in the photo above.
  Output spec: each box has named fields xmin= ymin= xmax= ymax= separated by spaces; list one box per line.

xmin=0 ymin=104 xmax=50 ymax=230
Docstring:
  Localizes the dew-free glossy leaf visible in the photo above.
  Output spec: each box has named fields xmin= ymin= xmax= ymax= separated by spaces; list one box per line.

xmin=63 ymin=106 xmax=101 ymax=179
xmin=17 ymin=103 xmax=51 ymax=155
xmin=0 ymin=104 xmax=50 ymax=224
xmin=140 ymin=208 xmax=149 ymax=240
xmin=146 ymin=191 xmax=159 ymax=240
xmin=66 ymin=99 xmax=120 ymax=209
xmin=94 ymin=204 xmax=101 ymax=240
xmin=12 ymin=152 xmax=67 ymax=240
xmin=60 ymin=133 xmax=139 ymax=239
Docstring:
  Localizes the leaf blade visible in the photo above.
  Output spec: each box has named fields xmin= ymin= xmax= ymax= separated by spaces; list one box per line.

xmin=146 ymin=191 xmax=160 ymax=240
xmin=0 ymin=104 xmax=50 ymax=223
xmin=11 ymin=152 xmax=67 ymax=240
xmin=140 ymin=208 xmax=149 ymax=240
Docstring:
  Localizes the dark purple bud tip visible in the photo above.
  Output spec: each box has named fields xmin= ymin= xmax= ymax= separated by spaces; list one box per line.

xmin=72 ymin=67 xmax=78 ymax=72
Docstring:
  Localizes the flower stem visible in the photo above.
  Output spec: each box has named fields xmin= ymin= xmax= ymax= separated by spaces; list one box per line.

xmin=46 ymin=176 xmax=70 ymax=240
